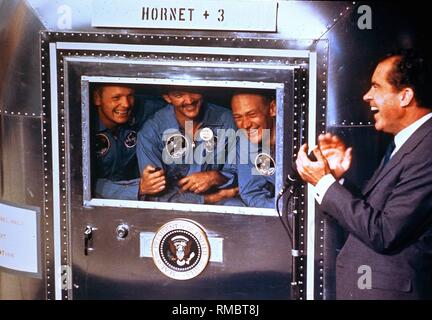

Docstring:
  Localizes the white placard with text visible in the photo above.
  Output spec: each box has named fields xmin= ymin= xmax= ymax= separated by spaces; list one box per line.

xmin=92 ymin=0 xmax=277 ymax=32
xmin=0 ymin=202 xmax=39 ymax=274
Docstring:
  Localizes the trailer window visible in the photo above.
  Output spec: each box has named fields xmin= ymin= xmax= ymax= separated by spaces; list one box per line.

xmin=81 ymin=78 xmax=286 ymax=216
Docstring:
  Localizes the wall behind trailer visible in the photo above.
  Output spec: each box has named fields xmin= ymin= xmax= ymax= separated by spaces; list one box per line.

xmin=323 ymin=1 xmax=431 ymax=299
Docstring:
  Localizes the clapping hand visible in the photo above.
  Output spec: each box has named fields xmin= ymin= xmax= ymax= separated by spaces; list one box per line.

xmin=318 ymin=133 xmax=352 ymax=179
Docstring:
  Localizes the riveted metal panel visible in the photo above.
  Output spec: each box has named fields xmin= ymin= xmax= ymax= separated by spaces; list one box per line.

xmin=0 ymin=114 xmax=46 ymax=299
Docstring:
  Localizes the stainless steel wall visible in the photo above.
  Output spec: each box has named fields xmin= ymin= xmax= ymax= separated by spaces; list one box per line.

xmin=0 ymin=0 xmax=43 ymax=115
xmin=0 ymin=114 xmax=44 ymax=300
xmin=0 ymin=0 xmax=46 ymax=299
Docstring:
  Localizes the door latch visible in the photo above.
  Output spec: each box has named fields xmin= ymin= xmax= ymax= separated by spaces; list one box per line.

xmin=84 ymin=225 xmax=96 ymax=256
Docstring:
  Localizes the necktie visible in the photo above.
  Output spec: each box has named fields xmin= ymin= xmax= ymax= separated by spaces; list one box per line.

xmin=382 ymin=139 xmax=396 ymax=166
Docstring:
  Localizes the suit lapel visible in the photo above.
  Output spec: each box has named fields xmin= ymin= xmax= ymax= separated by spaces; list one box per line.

xmin=363 ymin=117 xmax=432 ymax=195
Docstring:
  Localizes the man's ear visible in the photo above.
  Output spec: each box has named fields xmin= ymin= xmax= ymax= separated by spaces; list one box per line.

xmin=269 ymin=99 xmax=276 ymax=117
xmin=162 ymin=94 xmax=172 ymax=104
xmin=400 ymin=88 xmax=414 ymax=107
xmin=93 ymin=89 xmax=102 ymax=107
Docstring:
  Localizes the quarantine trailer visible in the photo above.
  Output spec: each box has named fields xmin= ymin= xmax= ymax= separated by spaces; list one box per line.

xmin=0 ymin=0 xmax=425 ymax=300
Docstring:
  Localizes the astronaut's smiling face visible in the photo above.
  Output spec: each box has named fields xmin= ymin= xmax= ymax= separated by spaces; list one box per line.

xmin=94 ymin=85 xmax=135 ymax=129
xmin=231 ymin=93 xmax=276 ymax=145
xmin=163 ymin=91 xmax=203 ymax=122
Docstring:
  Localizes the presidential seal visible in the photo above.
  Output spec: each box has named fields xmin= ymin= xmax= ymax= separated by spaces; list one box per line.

xmin=165 ymin=133 xmax=189 ymax=159
xmin=254 ymin=152 xmax=276 ymax=176
xmin=152 ymin=219 xmax=210 ymax=280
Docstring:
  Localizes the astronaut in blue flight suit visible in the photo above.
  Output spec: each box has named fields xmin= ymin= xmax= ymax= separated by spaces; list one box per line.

xmin=137 ymin=87 xmax=241 ymax=205
xmin=231 ymin=90 xmax=276 ymax=208
xmin=93 ymin=84 xmax=166 ymax=200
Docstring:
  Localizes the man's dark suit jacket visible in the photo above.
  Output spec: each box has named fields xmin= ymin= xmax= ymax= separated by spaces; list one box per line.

xmin=321 ymin=116 xmax=432 ymax=299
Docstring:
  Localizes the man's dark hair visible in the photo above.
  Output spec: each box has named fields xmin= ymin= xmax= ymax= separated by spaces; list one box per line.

xmin=231 ymin=88 xmax=276 ymax=105
xmin=381 ymin=49 xmax=432 ymax=108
